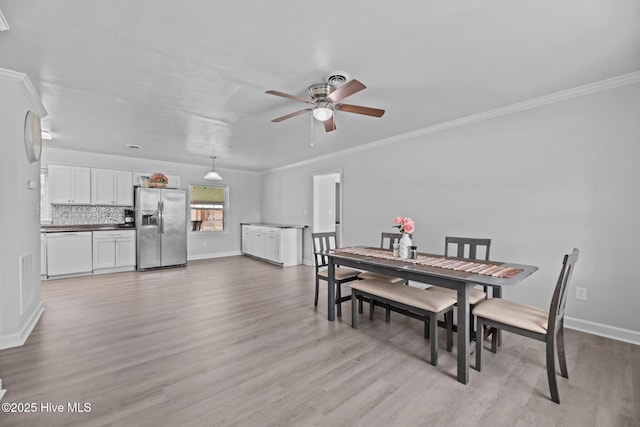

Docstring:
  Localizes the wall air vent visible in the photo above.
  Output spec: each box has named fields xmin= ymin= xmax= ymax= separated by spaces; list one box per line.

xmin=20 ymin=252 xmax=34 ymax=315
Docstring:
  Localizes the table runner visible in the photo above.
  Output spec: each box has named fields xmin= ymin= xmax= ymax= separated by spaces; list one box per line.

xmin=333 ymin=247 xmax=523 ymax=279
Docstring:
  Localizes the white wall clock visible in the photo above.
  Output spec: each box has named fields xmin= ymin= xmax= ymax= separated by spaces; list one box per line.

xmin=24 ymin=110 xmax=42 ymax=163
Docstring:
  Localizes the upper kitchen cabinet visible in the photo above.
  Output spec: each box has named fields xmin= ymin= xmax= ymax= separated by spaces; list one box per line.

xmin=91 ymin=169 xmax=134 ymax=206
xmin=49 ymin=165 xmax=91 ymax=205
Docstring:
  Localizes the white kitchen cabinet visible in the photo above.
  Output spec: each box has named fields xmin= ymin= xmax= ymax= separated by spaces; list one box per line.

xmin=241 ymin=224 xmax=303 ymax=267
xmin=91 ymin=168 xmax=134 ymax=206
xmin=46 ymin=232 xmax=93 ymax=276
xmin=93 ymin=230 xmax=136 ymax=273
xmin=49 ymin=164 xmax=91 ymax=204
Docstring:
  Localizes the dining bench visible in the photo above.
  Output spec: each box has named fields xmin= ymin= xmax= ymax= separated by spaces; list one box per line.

xmin=350 ymin=279 xmax=456 ymax=366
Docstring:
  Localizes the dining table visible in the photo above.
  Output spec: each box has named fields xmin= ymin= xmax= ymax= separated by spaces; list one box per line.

xmin=322 ymin=246 xmax=538 ymax=385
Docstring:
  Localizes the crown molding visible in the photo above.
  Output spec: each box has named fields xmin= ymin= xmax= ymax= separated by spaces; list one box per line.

xmin=0 ymin=8 xmax=9 ymax=31
xmin=0 ymin=68 xmax=47 ymax=117
xmin=265 ymin=71 xmax=640 ymax=174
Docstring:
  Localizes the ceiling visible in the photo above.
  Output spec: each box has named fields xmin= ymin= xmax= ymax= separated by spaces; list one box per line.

xmin=1 ymin=1 xmax=639 ymax=172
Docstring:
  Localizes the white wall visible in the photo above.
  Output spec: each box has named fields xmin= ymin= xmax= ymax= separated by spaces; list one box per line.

xmin=260 ymin=82 xmax=640 ymax=341
xmin=41 ymin=149 xmax=261 ymax=259
xmin=0 ymin=70 xmax=47 ymax=350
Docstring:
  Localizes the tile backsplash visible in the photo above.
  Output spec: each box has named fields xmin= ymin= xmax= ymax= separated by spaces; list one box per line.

xmin=51 ymin=205 xmax=132 ymax=225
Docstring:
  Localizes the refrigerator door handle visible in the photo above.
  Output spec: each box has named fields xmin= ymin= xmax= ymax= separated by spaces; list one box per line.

xmin=158 ymin=201 xmax=164 ymax=234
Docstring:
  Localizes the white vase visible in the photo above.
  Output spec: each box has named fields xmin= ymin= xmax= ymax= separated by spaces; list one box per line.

xmin=398 ymin=233 xmax=412 ymax=259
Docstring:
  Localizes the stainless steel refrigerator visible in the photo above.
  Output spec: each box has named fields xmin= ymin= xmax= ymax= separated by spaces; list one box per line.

xmin=135 ymin=187 xmax=187 ymax=271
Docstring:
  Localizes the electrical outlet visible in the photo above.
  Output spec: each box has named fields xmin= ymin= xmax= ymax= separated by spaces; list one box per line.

xmin=575 ymin=287 xmax=587 ymax=301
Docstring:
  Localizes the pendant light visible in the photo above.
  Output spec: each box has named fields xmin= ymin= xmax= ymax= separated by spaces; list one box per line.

xmin=204 ymin=156 xmax=223 ymax=180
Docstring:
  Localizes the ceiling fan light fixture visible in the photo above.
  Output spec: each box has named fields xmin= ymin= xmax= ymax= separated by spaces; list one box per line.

xmin=204 ymin=156 xmax=223 ymax=180
xmin=312 ymin=107 xmax=333 ymax=122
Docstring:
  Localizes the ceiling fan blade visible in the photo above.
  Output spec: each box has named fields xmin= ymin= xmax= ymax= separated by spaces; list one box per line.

xmin=327 ymin=79 xmax=366 ymax=102
xmin=323 ymin=116 xmax=336 ymax=132
xmin=271 ymin=109 xmax=311 ymax=122
xmin=265 ymin=90 xmax=313 ymax=104
xmin=337 ymin=103 xmax=385 ymax=117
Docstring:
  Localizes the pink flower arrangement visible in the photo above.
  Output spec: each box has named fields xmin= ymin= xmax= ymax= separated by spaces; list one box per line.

xmin=150 ymin=173 xmax=168 ymax=184
xmin=393 ymin=216 xmax=415 ymax=234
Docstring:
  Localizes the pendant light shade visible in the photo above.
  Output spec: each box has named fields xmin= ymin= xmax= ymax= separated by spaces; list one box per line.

xmin=204 ymin=156 xmax=223 ymax=180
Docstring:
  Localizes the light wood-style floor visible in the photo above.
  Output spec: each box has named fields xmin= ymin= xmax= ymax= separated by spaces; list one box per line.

xmin=1 ymin=256 xmax=638 ymax=427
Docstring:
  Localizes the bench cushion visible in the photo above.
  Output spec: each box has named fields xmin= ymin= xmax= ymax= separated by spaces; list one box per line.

xmin=351 ymin=279 xmax=456 ymax=313
xmin=426 ymin=286 xmax=487 ymax=305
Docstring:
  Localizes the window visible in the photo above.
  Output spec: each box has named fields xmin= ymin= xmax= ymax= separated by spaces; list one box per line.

xmin=189 ymin=185 xmax=228 ymax=232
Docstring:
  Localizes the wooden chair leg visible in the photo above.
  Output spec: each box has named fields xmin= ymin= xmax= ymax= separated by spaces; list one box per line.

xmin=351 ymin=290 xmax=357 ymax=329
xmin=546 ymin=336 xmax=560 ymax=404
xmin=490 ymin=327 xmax=498 ymax=353
xmin=369 ymin=298 xmax=375 ymax=320
xmin=424 ymin=314 xmax=430 ymax=339
xmin=314 ymin=277 xmax=320 ymax=306
xmin=358 ymin=297 xmax=363 ymax=313
xmin=385 ymin=307 xmax=390 ymax=323
xmin=445 ymin=310 xmax=453 ymax=352
xmin=429 ymin=313 xmax=438 ymax=366
xmin=336 ymin=282 xmax=342 ymax=317
xmin=557 ymin=324 xmax=569 ymax=379
xmin=475 ymin=317 xmax=484 ymax=371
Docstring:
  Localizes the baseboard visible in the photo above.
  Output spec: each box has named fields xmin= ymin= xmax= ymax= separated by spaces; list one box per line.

xmin=187 ymin=251 xmax=242 ymax=261
xmin=564 ymin=316 xmax=640 ymax=346
xmin=302 ymin=258 xmax=314 ymax=267
xmin=0 ymin=302 xmax=44 ymax=350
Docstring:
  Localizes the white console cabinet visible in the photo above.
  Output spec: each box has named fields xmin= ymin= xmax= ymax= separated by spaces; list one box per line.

xmin=241 ymin=224 xmax=303 ymax=267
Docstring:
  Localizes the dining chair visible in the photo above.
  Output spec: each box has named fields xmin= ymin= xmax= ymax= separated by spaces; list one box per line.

xmin=358 ymin=232 xmax=409 ymax=284
xmin=474 ymin=248 xmax=580 ymax=404
xmin=425 ymin=236 xmax=491 ymax=345
xmin=312 ymin=231 xmax=362 ymax=317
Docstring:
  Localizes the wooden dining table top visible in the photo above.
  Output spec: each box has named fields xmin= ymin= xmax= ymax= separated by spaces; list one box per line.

xmin=328 ymin=246 xmax=538 ymax=287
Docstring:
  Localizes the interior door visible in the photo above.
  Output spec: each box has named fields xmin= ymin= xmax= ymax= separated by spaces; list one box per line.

xmin=313 ymin=171 xmax=342 ymax=243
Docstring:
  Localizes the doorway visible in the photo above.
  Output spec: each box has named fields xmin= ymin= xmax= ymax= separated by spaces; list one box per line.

xmin=313 ymin=170 xmax=342 ymax=244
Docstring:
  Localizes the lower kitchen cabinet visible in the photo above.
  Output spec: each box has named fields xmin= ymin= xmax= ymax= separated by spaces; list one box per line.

xmin=241 ymin=224 xmax=303 ymax=267
xmin=46 ymin=232 xmax=93 ymax=277
xmin=93 ymin=230 xmax=136 ymax=273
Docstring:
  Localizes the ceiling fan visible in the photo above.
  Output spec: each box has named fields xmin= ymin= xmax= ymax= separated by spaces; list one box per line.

xmin=266 ymin=78 xmax=385 ymax=132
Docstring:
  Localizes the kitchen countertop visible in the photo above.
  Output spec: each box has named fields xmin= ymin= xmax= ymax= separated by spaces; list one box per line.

xmin=41 ymin=224 xmax=137 ymax=233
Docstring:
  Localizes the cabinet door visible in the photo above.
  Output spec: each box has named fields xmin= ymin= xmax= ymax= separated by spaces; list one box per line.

xmin=47 ymin=232 xmax=93 ymax=276
xmin=91 ymin=168 xmax=115 ymax=205
xmin=266 ymin=233 xmax=281 ymax=262
xmin=71 ymin=167 xmax=91 ymax=204
xmin=114 ymin=170 xmax=133 ymax=205
xmin=242 ymin=228 xmax=251 ymax=253
xmin=93 ymin=238 xmax=116 ymax=269
xmin=115 ymin=237 xmax=136 ymax=267
xmin=49 ymin=165 xmax=72 ymax=204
